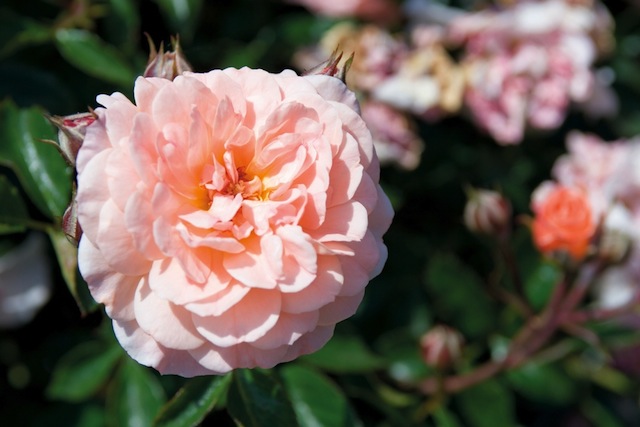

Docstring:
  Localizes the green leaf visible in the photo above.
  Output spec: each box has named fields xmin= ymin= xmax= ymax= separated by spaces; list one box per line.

xmin=152 ymin=0 xmax=203 ymax=41
xmin=506 ymin=361 xmax=578 ymax=405
xmin=54 ymin=29 xmax=136 ymax=87
xmin=0 ymin=175 xmax=29 ymax=234
xmin=424 ymin=254 xmax=497 ymax=339
xmin=524 ymin=260 xmax=561 ymax=311
xmin=153 ymin=375 xmax=231 ymax=427
xmin=280 ymin=364 xmax=356 ymax=427
xmin=433 ymin=407 xmax=463 ymax=427
xmin=301 ymin=333 xmax=386 ymax=373
xmin=107 ymin=358 xmax=166 ymax=427
xmin=0 ymin=8 xmax=52 ymax=58
xmin=581 ymin=398 xmax=626 ymax=427
xmin=47 ymin=229 xmax=99 ymax=315
xmin=104 ymin=0 xmax=140 ymax=53
xmin=0 ymin=101 xmax=72 ymax=218
xmin=456 ymin=379 xmax=515 ymax=427
xmin=227 ymin=369 xmax=298 ymax=427
xmin=46 ymin=340 xmax=122 ymax=402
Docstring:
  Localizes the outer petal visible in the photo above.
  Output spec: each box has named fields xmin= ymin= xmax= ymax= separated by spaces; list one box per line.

xmin=192 ymin=288 xmax=281 ymax=347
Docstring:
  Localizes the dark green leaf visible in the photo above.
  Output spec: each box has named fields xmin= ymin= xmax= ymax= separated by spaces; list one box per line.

xmin=424 ymin=254 xmax=497 ymax=339
xmin=0 ymin=174 xmax=29 ymax=234
xmin=456 ymin=379 xmax=515 ymax=427
xmin=47 ymin=229 xmax=99 ymax=315
xmin=280 ymin=364 xmax=356 ymax=427
xmin=524 ymin=261 xmax=561 ymax=311
xmin=433 ymin=407 xmax=463 ymax=427
xmin=107 ymin=358 xmax=166 ymax=427
xmin=0 ymin=101 xmax=72 ymax=218
xmin=152 ymin=0 xmax=203 ymax=41
xmin=376 ymin=330 xmax=433 ymax=383
xmin=153 ymin=375 xmax=231 ymax=427
xmin=46 ymin=340 xmax=122 ymax=402
xmin=54 ymin=29 xmax=137 ymax=87
xmin=301 ymin=333 xmax=386 ymax=373
xmin=104 ymin=0 xmax=140 ymax=54
xmin=0 ymin=8 xmax=51 ymax=58
xmin=581 ymin=398 xmax=627 ymax=427
xmin=227 ymin=369 xmax=298 ymax=427
xmin=507 ymin=361 xmax=578 ymax=405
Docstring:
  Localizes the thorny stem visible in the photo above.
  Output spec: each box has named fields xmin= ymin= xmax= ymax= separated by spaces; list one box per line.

xmin=415 ymin=261 xmax=610 ymax=395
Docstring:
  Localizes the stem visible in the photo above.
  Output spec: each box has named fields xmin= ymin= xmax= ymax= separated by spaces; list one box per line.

xmin=418 ymin=360 xmax=505 ymax=394
xmin=414 ymin=261 xmax=604 ymax=396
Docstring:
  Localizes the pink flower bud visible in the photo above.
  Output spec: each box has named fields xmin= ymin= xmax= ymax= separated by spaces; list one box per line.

xmin=464 ymin=188 xmax=511 ymax=235
xmin=303 ymin=50 xmax=354 ymax=83
xmin=143 ymin=36 xmax=192 ymax=80
xmin=47 ymin=111 xmax=97 ymax=167
xmin=420 ymin=325 xmax=464 ymax=370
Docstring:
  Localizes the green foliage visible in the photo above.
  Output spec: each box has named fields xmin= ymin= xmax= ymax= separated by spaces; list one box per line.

xmin=54 ymin=29 xmax=137 ymax=88
xmin=455 ymin=380 xmax=516 ymax=427
xmin=301 ymin=332 xmax=387 ymax=373
xmin=47 ymin=340 xmax=122 ymax=402
xmin=424 ymin=254 xmax=497 ymax=339
xmin=280 ymin=364 xmax=358 ymax=427
xmin=153 ymin=375 xmax=231 ymax=427
xmin=107 ymin=358 xmax=166 ymax=427
xmin=0 ymin=174 xmax=29 ymax=234
xmin=227 ymin=369 xmax=298 ymax=427
xmin=0 ymin=101 xmax=72 ymax=218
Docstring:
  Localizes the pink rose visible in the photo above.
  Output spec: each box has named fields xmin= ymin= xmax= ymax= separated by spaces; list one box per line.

xmin=76 ymin=68 xmax=393 ymax=376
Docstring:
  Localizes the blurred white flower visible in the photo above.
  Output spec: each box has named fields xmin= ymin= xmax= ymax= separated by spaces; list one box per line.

xmin=0 ymin=233 xmax=52 ymax=328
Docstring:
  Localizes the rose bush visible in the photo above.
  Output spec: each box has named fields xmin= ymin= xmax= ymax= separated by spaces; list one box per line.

xmin=75 ymin=68 xmax=393 ymax=376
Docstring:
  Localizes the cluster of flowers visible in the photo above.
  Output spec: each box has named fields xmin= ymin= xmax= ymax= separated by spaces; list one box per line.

xmin=531 ymin=132 xmax=640 ymax=308
xmin=293 ymin=0 xmax=615 ymax=167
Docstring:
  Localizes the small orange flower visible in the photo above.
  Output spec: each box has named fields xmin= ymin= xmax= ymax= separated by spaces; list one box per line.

xmin=532 ymin=185 xmax=595 ymax=260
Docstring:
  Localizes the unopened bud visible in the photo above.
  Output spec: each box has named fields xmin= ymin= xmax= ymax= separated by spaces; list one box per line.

xmin=62 ymin=191 xmax=81 ymax=246
xmin=144 ymin=36 xmax=192 ymax=80
xmin=47 ymin=111 xmax=97 ymax=166
xmin=464 ymin=188 xmax=511 ymax=235
xmin=303 ymin=49 xmax=353 ymax=83
xmin=420 ymin=325 xmax=464 ymax=370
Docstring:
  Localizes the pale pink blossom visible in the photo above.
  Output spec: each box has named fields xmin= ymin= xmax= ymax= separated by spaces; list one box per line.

xmin=552 ymin=131 xmax=630 ymax=216
xmin=452 ymin=0 xmax=612 ymax=144
xmin=76 ymin=68 xmax=393 ymax=376
xmin=287 ymin=0 xmax=400 ymax=23
xmin=361 ymin=100 xmax=424 ymax=170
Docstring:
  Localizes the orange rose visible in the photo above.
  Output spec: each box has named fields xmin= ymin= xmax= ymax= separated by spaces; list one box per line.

xmin=532 ymin=185 xmax=595 ymax=260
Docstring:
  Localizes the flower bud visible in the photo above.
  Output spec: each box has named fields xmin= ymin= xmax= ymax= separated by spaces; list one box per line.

xmin=464 ymin=188 xmax=511 ymax=235
xmin=143 ymin=36 xmax=192 ymax=80
xmin=62 ymin=190 xmax=81 ymax=246
xmin=420 ymin=325 xmax=464 ymax=370
xmin=47 ymin=111 xmax=96 ymax=166
xmin=303 ymin=49 xmax=354 ymax=83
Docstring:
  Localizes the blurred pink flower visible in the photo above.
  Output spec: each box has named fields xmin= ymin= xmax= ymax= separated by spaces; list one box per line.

xmin=361 ymin=100 xmax=424 ymax=170
xmin=76 ymin=68 xmax=393 ymax=376
xmin=288 ymin=0 xmax=400 ymax=23
xmin=452 ymin=0 xmax=612 ymax=144
xmin=552 ymin=131 xmax=629 ymax=215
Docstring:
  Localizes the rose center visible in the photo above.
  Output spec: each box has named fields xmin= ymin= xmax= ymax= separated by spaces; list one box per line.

xmin=221 ymin=167 xmax=263 ymax=200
